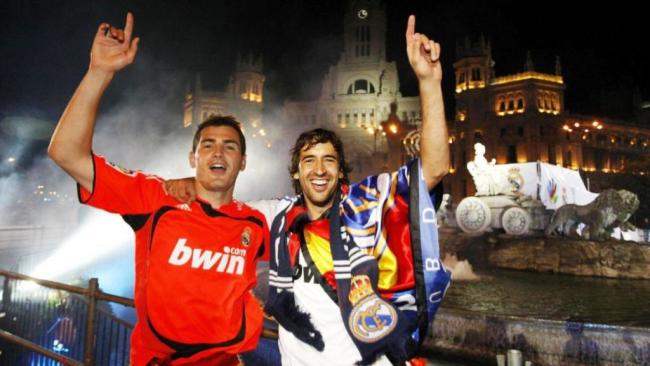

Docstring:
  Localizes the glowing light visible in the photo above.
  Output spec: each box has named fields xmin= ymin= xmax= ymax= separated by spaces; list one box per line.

xmin=366 ymin=127 xmax=374 ymax=135
xmin=597 ymin=125 xmax=603 ymax=130
xmin=389 ymin=124 xmax=398 ymax=134
xmin=574 ymin=122 xmax=580 ymax=128
xmin=7 ymin=157 xmax=16 ymax=163
xmin=30 ymin=212 xmax=133 ymax=280
xmin=592 ymin=121 xmax=599 ymax=126
xmin=491 ymin=71 xmax=563 ymax=86
xmin=259 ymin=129 xmax=266 ymax=137
xmin=563 ymin=125 xmax=569 ymax=131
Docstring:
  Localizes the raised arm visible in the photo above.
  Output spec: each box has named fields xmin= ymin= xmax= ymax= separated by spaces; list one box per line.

xmin=48 ymin=13 xmax=139 ymax=192
xmin=405 ymin=15 xmax=449 ymax=190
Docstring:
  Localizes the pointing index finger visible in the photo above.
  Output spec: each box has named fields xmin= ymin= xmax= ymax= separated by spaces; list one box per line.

xmin=123 ymin=12 xmax=134 ymax=44
xmin=405 ymin=15 xmax=415 ymax=41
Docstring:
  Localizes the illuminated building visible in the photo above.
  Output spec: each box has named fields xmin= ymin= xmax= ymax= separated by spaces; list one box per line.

xmin=182 ymin=52 xmax=265 ymax=130
xmin=446 ymin=37 xmax=650 ymax=202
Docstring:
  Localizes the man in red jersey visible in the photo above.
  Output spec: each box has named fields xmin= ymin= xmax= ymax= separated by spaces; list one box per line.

xmin=48 ymin=13 xmax=268 ymax=366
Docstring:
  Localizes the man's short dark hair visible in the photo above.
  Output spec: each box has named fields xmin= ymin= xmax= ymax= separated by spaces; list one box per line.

xmin=289 ymin=128 xmax=351 ymax=194
xmin=192 ymin=115 xmax=246 ymax=155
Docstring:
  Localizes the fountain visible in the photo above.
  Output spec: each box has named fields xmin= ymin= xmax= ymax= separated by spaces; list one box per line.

xmin=429 ymin=143 xmax=650 ymax=365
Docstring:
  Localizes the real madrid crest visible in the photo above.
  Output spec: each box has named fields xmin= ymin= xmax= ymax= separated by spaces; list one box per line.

xmin=241 ymin=227 xmax=252 ymax=247
xmin=507 ymin=167 xmax=524 ymax=192
xmin=347 ymin=275 xmax=397 ymax=343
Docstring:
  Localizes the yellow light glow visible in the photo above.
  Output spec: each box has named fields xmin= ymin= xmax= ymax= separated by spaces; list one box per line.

xmin=574 ymin=122 xmax=580 ymax=127
xmin=366 ymin=127 xmax=374 ymax=135
xmin=389 ymin=124 xmax=398 ymax=134
xmin=592 ymin=121 xmax=599 ymax=126
xmin=597 ymin=125 xmax=603 ymax=130
xmin=259 ymin=129 xmax=266 ymax=137
xmin=491 ymin=71 xmax=563 ymax=86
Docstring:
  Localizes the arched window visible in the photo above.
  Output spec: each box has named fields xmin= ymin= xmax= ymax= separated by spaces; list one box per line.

xmin=347 ymin=79 xmax=376 ymax=94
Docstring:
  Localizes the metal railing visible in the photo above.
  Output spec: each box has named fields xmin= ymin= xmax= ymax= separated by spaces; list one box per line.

xmin=0 ymin=269 xmax=279 ymax=366
xmin=0 ymin=270 xmax=134 ymax=366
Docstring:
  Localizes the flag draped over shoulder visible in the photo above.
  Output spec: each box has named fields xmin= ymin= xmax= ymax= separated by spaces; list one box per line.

xmin=265 ymin=159 xmax=451 ymax=364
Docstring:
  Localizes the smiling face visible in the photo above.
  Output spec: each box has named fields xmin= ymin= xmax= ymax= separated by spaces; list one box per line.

xmin=189 ymin=125 xmax=246 ymax=200
xmin=294 ymin=142 xmax=343 ymax=218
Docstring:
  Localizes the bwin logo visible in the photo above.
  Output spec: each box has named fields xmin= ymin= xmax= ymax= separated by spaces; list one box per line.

xmin=168 ymin=239 xmax=246 ymax=275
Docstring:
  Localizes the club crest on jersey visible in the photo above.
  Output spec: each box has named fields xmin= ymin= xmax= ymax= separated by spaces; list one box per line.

xmin=347 ymin=275 xmax=397 ymax=342
xmin=241 ymin=227 xmax=252 ymax=247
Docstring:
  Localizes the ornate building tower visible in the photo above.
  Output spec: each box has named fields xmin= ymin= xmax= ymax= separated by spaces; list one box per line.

xmin=183 ymin=51 xmax=265 ymax=131
xmin=284 ymin=0 xmax=422 ymax=178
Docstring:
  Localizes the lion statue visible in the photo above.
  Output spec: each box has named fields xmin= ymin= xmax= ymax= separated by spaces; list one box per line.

xmin=545 ymin=189 xmax=640 ymax=241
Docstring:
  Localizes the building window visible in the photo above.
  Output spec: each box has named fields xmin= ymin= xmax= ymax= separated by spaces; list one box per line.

xmin=471 ymin=68 xmax=481 ymax=81
xmin=507 ymin=145 xmax=517 ymax=163
xmin=548 ymin=144 xmax=556 ymax=164
xmin=347 ymin=79 xmax=376 ymax=94
xmin=537 ymin=90 xmax=561 ymax=114
xmin=516 ymin=98 xmax=524 ymax=111
xmin=355 ymin=26 xmax=371 ymax=57
xmin=496 ymin=92 xmax=526 ymax=116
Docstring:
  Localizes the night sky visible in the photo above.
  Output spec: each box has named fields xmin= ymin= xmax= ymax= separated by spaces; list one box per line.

xmin=1 ymin=0 xmax=648 ymax=169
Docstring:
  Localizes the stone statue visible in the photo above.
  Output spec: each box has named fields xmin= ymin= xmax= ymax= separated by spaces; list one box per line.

xmin=545 ymin=189 xmax=640 ymax=240
xmin=466 ymin=143 xmax=510 ymax=196
xmin=436 ymin=193 xmax=454 ymax=227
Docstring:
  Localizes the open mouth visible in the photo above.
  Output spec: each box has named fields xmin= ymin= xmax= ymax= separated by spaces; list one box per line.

xmin=210 ymin=163 xmax=226 ymax=172
xmin=311 ymin=179 xmax=329 ymax=192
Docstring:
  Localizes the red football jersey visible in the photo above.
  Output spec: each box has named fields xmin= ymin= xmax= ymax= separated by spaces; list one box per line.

xmin=79 ymin=154 xmax=269 ymax=366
